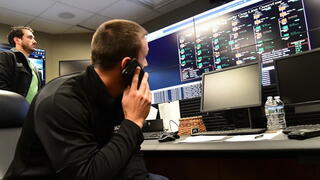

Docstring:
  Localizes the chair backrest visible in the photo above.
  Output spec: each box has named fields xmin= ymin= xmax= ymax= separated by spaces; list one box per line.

xmin=0 ymin=90 xmax=29 ymax=179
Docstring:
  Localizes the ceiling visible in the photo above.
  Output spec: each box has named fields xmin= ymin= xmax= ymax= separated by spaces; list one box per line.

xmin=0 ymin=0 xmax=196 ymax=34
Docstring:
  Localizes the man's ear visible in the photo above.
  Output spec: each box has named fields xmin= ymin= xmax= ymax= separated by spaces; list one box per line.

xmin=13 ymin=37 xmax=21 ymax=46
xmin=120 ymin=57 xmax=132 ymax=70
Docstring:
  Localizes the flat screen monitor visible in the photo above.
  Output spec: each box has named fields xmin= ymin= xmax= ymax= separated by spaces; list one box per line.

xmin=29 ymin=49 xmax=46 ymax=85
xmin=0 ymin=43 xmax=11 ymax=51
xmin=201 ymin=62 xmax=261 ymax=112
xmin=146 ymin=0 xmax=320 ymax=104
xmin=275 ymin=48 xmax=320 ymax=106
xmin=59 ymin=60 xmax=91 ymax=76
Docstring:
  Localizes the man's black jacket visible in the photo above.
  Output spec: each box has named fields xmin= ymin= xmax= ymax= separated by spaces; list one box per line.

xmin=0 ymin=50 xmax=38 ymax=96
xmin=4 ymin=66 xmax=148 ymax=180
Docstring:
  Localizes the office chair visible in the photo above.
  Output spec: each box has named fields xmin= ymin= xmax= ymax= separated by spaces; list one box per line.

xmin=0 ymin=90 xmax=29 ymax=179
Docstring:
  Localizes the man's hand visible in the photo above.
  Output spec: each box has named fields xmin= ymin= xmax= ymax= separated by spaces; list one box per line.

xmin=122 ymin=67 xmax=151 ymax=128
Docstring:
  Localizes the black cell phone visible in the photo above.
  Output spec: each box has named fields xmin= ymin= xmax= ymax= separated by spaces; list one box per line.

xmin=121 ymin=58 xmax=145 ymax=89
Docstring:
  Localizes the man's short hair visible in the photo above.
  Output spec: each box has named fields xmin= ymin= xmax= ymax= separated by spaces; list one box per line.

xmin=7 ymin=26 xmax=34 ymax=47
xmin=91 ymin=19 xmax=148 ymax=69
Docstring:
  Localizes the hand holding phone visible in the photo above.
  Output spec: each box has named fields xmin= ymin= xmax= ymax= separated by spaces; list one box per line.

xmin=122 ymin=62 xmax=152 ymax=128
xmin=121 ymin=58 xmax=145 ymax=89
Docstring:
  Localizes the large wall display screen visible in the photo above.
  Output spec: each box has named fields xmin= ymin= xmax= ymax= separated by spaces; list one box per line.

xmin=146 ymin=0 xmax=320 ymax=104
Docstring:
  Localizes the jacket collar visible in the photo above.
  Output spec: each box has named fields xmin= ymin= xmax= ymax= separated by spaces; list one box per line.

xmin=84 ymin=65 xmax=123 ymax=125
xmin=10 ymin=48 xmax=32 ymax=73
xmin=84 ymin=65 xmax=122 ymax=107
xmin=11 ymin=48 xmax=29 ymax=60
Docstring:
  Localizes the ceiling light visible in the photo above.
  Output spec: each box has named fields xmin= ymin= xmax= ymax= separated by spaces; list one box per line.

xmin=129 ymin=0 xmax=175 ymax=9
xmin=58 ymin=12 xmax=75 ymax=19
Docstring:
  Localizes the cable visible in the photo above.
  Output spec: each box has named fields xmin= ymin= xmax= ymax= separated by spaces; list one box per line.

xmin=169 ymin=120 xmax=179 ymax=132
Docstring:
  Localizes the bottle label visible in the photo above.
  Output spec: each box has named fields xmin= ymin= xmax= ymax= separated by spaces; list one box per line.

xmin=274 ymin=105 xmax=284 ymax=113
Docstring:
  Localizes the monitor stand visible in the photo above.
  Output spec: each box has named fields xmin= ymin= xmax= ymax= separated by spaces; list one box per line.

xmin=225 ymin=108 xmax=254 ymax=129
xmin=247 ymin=108 xmax=253 ymax=128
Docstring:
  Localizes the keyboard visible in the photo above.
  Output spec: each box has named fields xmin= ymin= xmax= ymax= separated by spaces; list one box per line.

xmin=191 ymin=128 xmax=266 ymax=136
xmin=283 ymin=124 xmax=320 ymax=134
xmin=143 ymin=131 xmax=163 ymax=140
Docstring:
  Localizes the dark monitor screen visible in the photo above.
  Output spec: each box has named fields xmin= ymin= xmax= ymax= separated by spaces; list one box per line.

xmin=275 ymin=48 xmax=320 ymax=106
xmin=201 ymin=62 xmax=261 ymax=112
xmin=59 ymin=60 xmax=91 ymax=76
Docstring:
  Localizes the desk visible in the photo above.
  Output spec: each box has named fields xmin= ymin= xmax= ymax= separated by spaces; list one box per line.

xmin=141 ymin=133 xmax=320 ymax=180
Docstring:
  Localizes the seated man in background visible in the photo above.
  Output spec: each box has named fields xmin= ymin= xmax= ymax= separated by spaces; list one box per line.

xmin=4 ymin=20 xmax=167 ymax=180
xmin=0 ymin=26 xmax=41 ymax=103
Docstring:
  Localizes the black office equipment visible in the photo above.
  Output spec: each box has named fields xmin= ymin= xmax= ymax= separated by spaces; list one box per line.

xmin=275 ymin=48 xmax=320 ymax=114
xmin=158 ymin=131 xmax=179 ymax=142
xmin=59 ymin=60 xmax=91 ymax=76
xmin=192 ymin=128 xmax=266 ymax=136
xmin=142 ymin=119 xmax=164 ymax=140
xmin=287 ymin=128 xmax=320 ymax=140
xmin=0 ymin=43 xmax=11 ymax=51
xmin=283 ymin=124 xmax=320 ymax=134
xmin=196 ymin=62 xmax=263 ymax=135
xmin=143 ymin=132 xmax=163 ymax=140
xmin=201 ymin=62 xmax=261 ymax=113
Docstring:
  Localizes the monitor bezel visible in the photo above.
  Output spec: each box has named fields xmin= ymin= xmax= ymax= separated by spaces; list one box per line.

xmin=200 ymin=61 xmax=262 ymax=113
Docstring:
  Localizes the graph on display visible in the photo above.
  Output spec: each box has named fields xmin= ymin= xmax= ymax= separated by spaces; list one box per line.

xmin=179 ymin=0 xmax=309 ymax=81
xmin=146 ymin=0 xmax=320 ymax=104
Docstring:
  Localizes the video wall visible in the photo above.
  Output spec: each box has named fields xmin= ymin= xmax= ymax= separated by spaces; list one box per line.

xmin=145 ymin=0 xmax=320 ymax=104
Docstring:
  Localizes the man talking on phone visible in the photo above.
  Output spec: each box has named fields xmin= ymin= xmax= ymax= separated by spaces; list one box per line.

xmin=4 ymin=19 xmax=168 ymax=180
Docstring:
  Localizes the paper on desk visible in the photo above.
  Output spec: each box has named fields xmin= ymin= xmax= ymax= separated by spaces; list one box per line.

xmin=146 ymin=106 xmax=158 ymax=120
xmin=158 ymin=100 xmax=180 ymax=132
xmin=224 ymin=131 xmax=282 ymax=142
xmin=179 ymin=136 xmax=226 ymax=143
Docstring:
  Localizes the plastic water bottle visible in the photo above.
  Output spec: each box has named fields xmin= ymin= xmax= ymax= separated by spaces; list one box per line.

xmin=265 ymin=96 xmax=276 ymax=130
xmin=273 ymin=96 xmax=286 ymax=129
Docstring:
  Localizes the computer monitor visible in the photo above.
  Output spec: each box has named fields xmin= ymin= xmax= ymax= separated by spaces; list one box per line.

xmin=0 ymin=43 xmax=11 ymax=51
xmin=201 ymin=62 xmax=261 ymax=113
xmin=29 ymin=49 xmax=46 ymax=85
xmin=59 ymin=60 xmax=91 ymax=76
xmin=274 ymin=48 xmax=320 ymax=112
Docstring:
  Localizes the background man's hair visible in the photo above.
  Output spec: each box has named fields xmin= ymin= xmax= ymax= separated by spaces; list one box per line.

xmin=7 ymin=26 xmax=34 ymax=47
